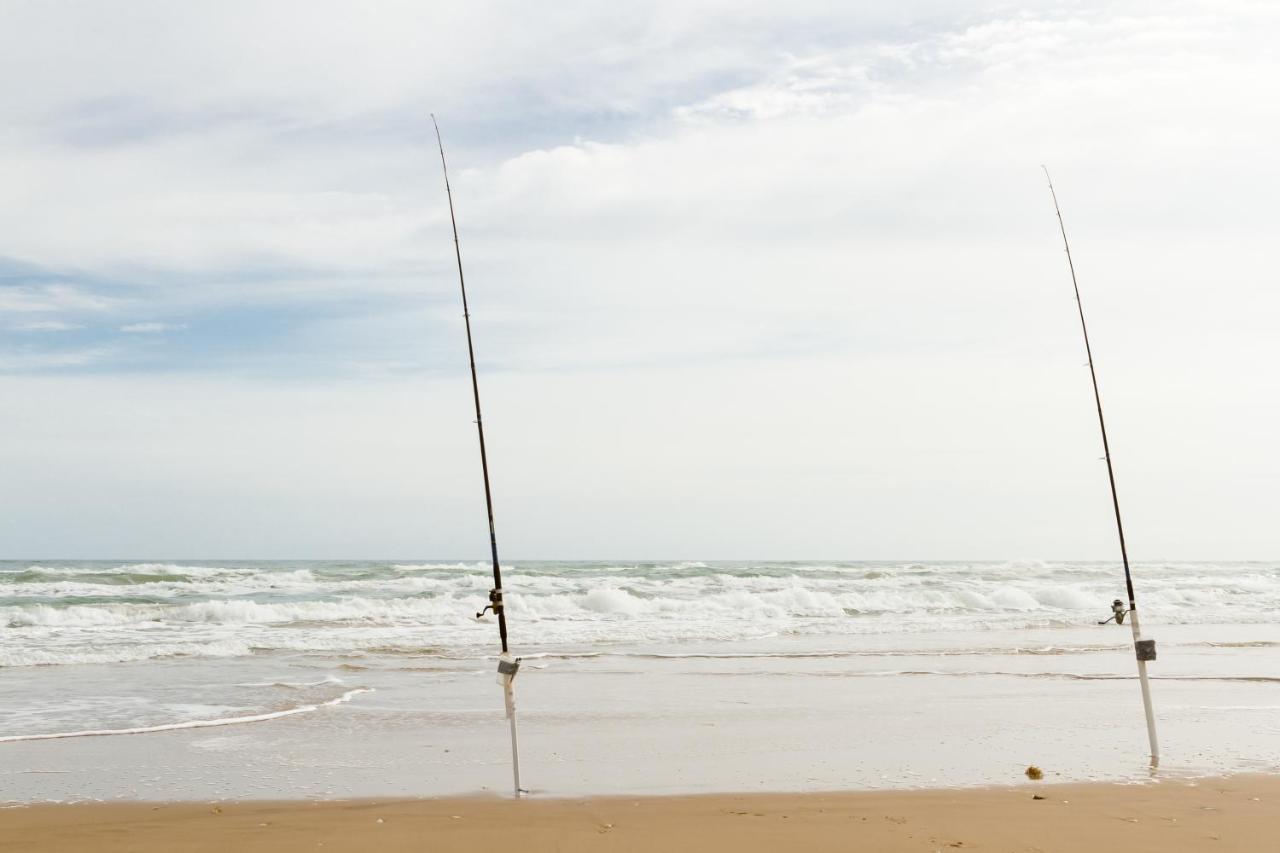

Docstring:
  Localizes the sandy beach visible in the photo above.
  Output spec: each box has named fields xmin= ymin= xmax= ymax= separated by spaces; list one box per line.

xmin=2 ymin=775 xmax=1276 ymax=852
xmin=5 ymin=563 xmax=1277 ymax=850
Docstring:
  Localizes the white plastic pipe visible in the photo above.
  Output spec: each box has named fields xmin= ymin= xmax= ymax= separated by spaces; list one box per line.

xmin=1127 ymin=609 xmax=1159 ymax=765
xmin=503 ymin=680 xmax=523 ymax=797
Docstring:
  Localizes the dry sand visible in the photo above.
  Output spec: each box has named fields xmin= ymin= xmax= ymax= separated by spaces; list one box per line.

xmin=2 ymin=775 xmax=1276 ymax=853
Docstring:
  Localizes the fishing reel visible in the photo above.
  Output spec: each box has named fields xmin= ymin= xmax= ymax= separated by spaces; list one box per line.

xmin=1097 ymin=598 xmax=1129 ymax=625
xmin=475 ymin=587 xmax=504 ymax=619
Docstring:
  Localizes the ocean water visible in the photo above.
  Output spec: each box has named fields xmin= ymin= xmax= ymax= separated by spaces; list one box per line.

xmin=2 ymin=559 xmax=1278 ymax=801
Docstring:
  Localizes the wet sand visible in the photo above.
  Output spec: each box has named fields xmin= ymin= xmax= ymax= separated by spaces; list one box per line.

xmin=1 ymin=775 xmax=1276 ymax=853
xmin=8 ymin=623 xmax=1280 ymax=803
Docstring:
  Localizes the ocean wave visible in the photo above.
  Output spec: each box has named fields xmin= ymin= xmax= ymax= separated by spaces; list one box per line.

xmin=391 ymin=562 xmax=486 ymax=572
xmin=3 ymin=560 xmax=1277 ymax=667
xmin=0 ymin=688 xmax=372 ymax=743
xmin=2 ymin=563 xmax=244 ymax=580
xmin=684 ymin=669 xmax=1280 ymax=683
xmin=5 ymin=577 xmax=1278 ymax=632
xmin=233 ymin=675 xmax=346 ymax=688
xmin=6 ymin=562 xmax=1276 ymax=617
xmin=0 ymin=639 xmax=255 ymax=667
xmin=4 ymin=596 xmax=465 ymax=629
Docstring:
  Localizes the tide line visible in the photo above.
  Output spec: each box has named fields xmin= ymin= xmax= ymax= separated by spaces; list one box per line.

xmin=0 ymin=688 xmax=372 ymax=744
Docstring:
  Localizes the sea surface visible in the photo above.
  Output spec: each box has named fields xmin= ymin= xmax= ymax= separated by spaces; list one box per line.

xmin=2 ymin=560 xmax=1278 ymax=802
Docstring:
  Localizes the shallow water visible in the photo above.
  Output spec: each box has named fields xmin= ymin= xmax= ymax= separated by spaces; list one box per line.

xmin=2 ymin=560 xmax=1278 ymax=801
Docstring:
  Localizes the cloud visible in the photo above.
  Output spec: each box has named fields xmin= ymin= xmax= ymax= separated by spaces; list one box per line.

xmin=0 ymin=346 xmax=116 ymax=372
xmin=119 ymin=322 xmax=187 ymax=334
xmin=0 ymin=283 xmax=115 ymax=314
xmin=4 ymin=3 xmax=1273 ymax=365
xmin=10 ymin=319 xmax=81 ymax=332
xmin=0 ymin=2 xmax=1277 ymax=556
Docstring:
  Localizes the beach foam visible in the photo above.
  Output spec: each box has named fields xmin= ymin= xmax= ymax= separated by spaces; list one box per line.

xmin=3 ymin=560 xmax=1278 ymax=668
xmin=0 ymin=688 xmax=371 ymax=744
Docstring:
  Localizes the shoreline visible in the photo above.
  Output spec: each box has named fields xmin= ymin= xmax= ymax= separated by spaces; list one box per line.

xmin=2 ymin=774 xmax=1276 ymax=852
xmin=8 ymin=622 xmax=1278 ymax=803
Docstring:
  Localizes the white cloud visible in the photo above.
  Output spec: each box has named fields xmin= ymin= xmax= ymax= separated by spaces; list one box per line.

xmin=10 ymin=319 xmax=81 ymax=332
xmin=119 ymin=322 xmax=187 ymax=334
xmin=0 ymin=347 xmax=115 ymax=372
xmin=0 ymin=2 xmax=1277 ymax=557
xmin=0 ymin=284 xmax=114 ymax=314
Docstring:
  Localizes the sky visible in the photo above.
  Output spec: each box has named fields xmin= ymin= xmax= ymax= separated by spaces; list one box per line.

xmin=1 ymin=0 xmax=1277 ymax=560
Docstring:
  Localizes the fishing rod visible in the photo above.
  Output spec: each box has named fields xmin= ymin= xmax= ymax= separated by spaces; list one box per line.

xmin=432 ymin=114 xmax=525 ymax=797
xmin=1042 ymin=166 xmax=1159 ymax=765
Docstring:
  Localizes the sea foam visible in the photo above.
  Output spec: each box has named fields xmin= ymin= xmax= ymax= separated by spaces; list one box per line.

xmin=2 ymin=559 xmax=1277 ymax=668
xmin=0 ymin=688 xmax=372 ymax=743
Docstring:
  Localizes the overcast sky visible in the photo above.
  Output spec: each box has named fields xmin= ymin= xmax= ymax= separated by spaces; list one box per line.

xmin=1 ymin=1 xmax=1276 ymax=560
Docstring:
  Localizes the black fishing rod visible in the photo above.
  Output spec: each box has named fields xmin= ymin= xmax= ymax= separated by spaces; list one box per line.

xmin=1042 ymin=166 xmax=1159 ymax=764
xmin=432 ymin=114 xmax=524 ymax=796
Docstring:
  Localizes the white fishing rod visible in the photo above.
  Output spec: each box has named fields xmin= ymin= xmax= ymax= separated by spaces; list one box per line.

xmin=1043 ymin=166 xmax=1159 ymax=765
xmin=432 ymin=115 xmax=526 ymax=797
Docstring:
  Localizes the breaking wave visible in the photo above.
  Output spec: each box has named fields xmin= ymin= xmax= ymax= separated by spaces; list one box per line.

xmin=3 ymin=559 xmax=1277 ymax=667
